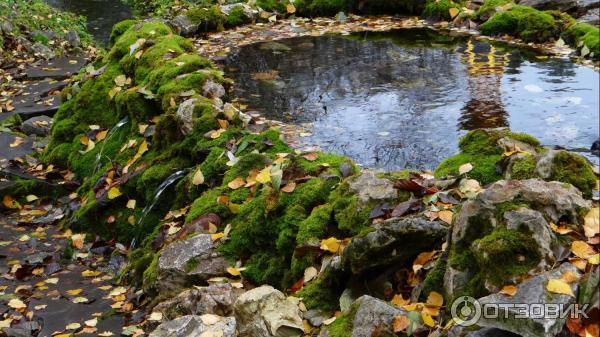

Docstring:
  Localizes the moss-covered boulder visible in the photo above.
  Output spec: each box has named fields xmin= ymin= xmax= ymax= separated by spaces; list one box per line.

xmin=443 ymin=179 xmax=590 ymax=301
xmin=435 ymin=128 xmax=597 ymax=198
xmin=561 ymin=22 xmax=600 ymax=59
xmin=480 ymin=5 xmax=559 ymax=42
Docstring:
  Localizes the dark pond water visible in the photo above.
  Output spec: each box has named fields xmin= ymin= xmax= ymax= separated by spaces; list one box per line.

xmin=226 ymin=29 xmax=600 ymax=171
xmin=45 ymin=0 xmax=133 ymax=45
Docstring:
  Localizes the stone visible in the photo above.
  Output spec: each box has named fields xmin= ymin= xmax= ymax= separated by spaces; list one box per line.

xmin=157 ymin=234 xmax=228 ymax=292
xmin=445 ymin=179 xmax=589 ymax=298
xmin=3 ymin=321 xmax=40 ymax=337
xmin=342 ymin=217 xmax=447 ymax=275
xmin=577 ymin=8 xmax=600 ymax=25
xmin=154 ymin=283 xmax=239 ymax=319
xmin=465 ymin=327 xmax=521 ymax=337
xmin=202 ymin=80 xmax=226 ymax=99
xmin=476 ymin=263 xmax=581 ymax=337
xmin=30 ymin=42 xmax=55 ymax=59
xmin=66 ymin=30 xmax=80 ymax=48
xmin=149 ymin=315 xmax=236 ymax=337
xmin=518 ymin=0 xmax=577 ymax=11
xmin=303 ymin=310 xmax=328 ymax=327
xmin=335 ymin=12 xmax=348 ymax=22
xmin=171 ymin=14 xmax=198 ymax=37
xmin=0 ymin=132 xmax=33 ymax=160
xmin=348 ymin=170 xmax=397 ymax=204
xmin=175 ymin=98 xmax=196 ymax=136
xmin=221 ymin=3 xmax=256 ymax=20
xmin=259 ymin=41 xmax=292 ymax=52
xmin=503 ymin=208 xmax=555 ymax=266
xmin=234 ymin=285 xmax=304 ymax=337
xmin=330 ymin=295 xmax=407 ymax=337
xmin=0 ymin=20 xmax=14 ymax=35
xmin=21 ymin=116 xmax=52 ymax=136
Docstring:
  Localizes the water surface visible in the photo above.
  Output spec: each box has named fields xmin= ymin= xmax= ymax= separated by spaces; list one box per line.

xmin=45 ymin=0 xmax=133 ymax=45
xmin=226 ymin=29 xmax=599 ymax=170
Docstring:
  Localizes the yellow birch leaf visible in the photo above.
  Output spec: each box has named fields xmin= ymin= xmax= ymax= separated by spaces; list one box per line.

xmin=192 ymin=168 xmax=205 ymax=185
xmin=438 ymin=210 xmax=453 ymax=225
xmin=227 ymin=267 xmax=241 ymax=276
xmin=256 ymin=166 xmax=271 ymax=184
xmin=320 ymin=237 xmax=341 ymax=253
xmin=126 ymin=199 xmax=136 ymax=209
xmin=583 ymin=207 xmax=599 ymax=238
xmin=107 ymin=187 xmax=122 ymax=200
xmin=421 ymin=312 xmax=435 ymax=327
xmin=426 ymin=291 xmax=444 ymax=307
xmin=546 ymin=279 xmax=574 ymax=297
xmin=572 ymin=241 xmax=595 ymax=259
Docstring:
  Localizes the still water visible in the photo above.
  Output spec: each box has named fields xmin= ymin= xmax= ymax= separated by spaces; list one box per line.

xmin=45 ymin=0 xmax=132 ymax=45
xmin=226 ymin=29 xmax=599 ymax=171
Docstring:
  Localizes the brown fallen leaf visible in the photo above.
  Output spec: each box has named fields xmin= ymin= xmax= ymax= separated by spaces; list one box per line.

xmin=392 ymin=315 xmax=410 ymax=333
xmin=499 ymin=285 xmax=517 ymax=296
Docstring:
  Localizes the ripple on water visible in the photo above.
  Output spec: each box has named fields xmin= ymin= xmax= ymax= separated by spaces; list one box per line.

xmin=226 ymin=28 xmax=600 ymax=170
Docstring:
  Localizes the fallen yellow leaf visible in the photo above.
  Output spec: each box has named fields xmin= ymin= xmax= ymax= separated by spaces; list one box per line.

xmin=499 ymin=285 xmax=517 ymax=296
xmin=583 ymin=207 xmax=599 ymax=238
xmin=546 ymin=279 xmax=574 ymax=297
xmin=227 ymin=177 xmax=245 ymax=190
xmin=192 ymin=168 xmax=205 ymax=185
xmin=438 ymin=210 xmax=453 ymax=225
xmin=572 ymin=241 xmax=595 ymax=259
xmin=256 ymin=166 xmax=271 ymax=184
xmin=320 ymin=237 xmax=341 ymax=254
xmin=107 ymin=187 xmax=122 ymax=200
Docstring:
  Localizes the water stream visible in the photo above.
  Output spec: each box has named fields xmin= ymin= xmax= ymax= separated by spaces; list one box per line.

xmin=93 ymin=116 xmax=129 ymax=174
xmin=131 ymin=170 xmax=188 ymax=247
xmin=226 ymin=28 xmax=599 ymax=171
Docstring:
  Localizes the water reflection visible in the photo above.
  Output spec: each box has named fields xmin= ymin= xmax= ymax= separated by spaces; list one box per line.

xmin=226 ymin=28 xmax=599 ymax=170
xmin=45 ymin=0 xmax=132 ymax=45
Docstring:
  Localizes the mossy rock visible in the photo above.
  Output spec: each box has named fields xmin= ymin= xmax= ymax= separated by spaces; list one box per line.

xmin=480 ymin=5 xmax=558 ymax=42
xmin=422 ymin=0 xmax=463 ymax=21
xmin=561 ymin=22 xmax=599 ymax=59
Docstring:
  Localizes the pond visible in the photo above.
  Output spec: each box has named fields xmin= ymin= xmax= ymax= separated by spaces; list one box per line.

xmin=225 ymin=28 xmax=600 ymax=171
xmin=45 ymin=0 xmax=132 ymax=45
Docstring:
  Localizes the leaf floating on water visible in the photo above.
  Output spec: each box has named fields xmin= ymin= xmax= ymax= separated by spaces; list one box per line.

xmin=8 ymin=298 xmax=26 ymax=309
xmin=192 ymin=168 xmax=205 ymax=185
xmin=546 ymin=279 xmax=574 ymax=297
xmin=66 ymin=322 xmax=81 ymax=330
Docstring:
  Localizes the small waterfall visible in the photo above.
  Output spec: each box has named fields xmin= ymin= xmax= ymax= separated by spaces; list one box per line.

xmin=131 ymin=169 xmax=188 ymax=247
xmin=93 ymin=117 xmax=129 ymax=174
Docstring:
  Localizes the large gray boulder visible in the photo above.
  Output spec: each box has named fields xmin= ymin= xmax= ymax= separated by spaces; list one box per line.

xmin=233 ymin=285 xmax=304 ymax=337
xmin=348 ymin=170 xmax=397 ymax=204
xmin=149 ymin=315 xmax=236 ymax=337
xmin=343 ymin=217 xmax=448 ymax=275
xmin=445 ymin=179 xmax=589 ymax=298
xmin=157 ymin=234 xmax=228 ymax=292
xmin=170 ymin=14 xmax=198 ymax=37
xmin=476 ymin=263 xmax=581 ymax=337
xmin=154 ymin=283 xmax=240 ymax=319
xmin=175 ymin=98 xmax=196 ymax=136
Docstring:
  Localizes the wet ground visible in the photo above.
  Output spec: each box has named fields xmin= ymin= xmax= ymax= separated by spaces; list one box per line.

xmin=226 ymin=28 xmax=600 ymax=170
xmin=45 ymin=0 xmax=133 ymax=45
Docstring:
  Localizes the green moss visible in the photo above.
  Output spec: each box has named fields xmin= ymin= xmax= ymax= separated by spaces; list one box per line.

xmin=550 ymin=151 xmax=596 ymax=198
xmin=421 ymin=257 xmax=447 ymax=299
xmin=474 ymin=0 xmax=512 ymax=20
xmin=296 ymin=204 xmax=333 ymax=244
xmin=109 ymin=20 xmax=136 ymax=47
xmin=225 ymin=6 xmax=253 ymax=27
xmin=326 ymin=308 xmax=355 ymax=337
xmin=142 ymin=253 xmax=160 ymax=289
xmin=510 ymin=155 xmax=537 ymax=180
xmin=435 ymin=152 xmax=502 ymax=184
xmin=298 ymin=267 xmax=344 ymax=311
xmin=186 ymin=188 xmax=231 ymax=223
xmin=435 ymin=129 xmax=542 ymax=184
xmin=472 ymin=226 xmax=541 ymax=287
xmin=422 ymin=0 xmax=462 ymax=21
xmin=186 ymin=6 xmax=224 ymax=32
xmin=295 ymin=0 xmax=350 ymax=16
xmin=562 ymin=23 xmax=600 ymax=59
xmin=480 ymin=5 xmax=558 ymax=42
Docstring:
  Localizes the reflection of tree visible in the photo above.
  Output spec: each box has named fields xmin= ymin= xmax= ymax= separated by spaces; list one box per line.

xmin=457 ymin=40 xmax=510 ymax=130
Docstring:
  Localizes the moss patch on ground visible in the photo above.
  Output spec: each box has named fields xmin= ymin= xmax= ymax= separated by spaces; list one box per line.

xmin=562 ymin=22 xmax=600 ymax=59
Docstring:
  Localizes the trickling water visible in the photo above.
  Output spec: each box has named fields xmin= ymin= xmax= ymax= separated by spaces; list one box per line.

xmin=226 ymin=28 xmax=600 ymax=171
xmin=131 ymin=170 xmax=188 ymax=247
xmin=94 ymin=116 xmax=129 ymax=174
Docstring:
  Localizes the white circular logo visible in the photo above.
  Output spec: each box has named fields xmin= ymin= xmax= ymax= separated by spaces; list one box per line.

xmin=451 ymin=296 xmax=482 ymax=326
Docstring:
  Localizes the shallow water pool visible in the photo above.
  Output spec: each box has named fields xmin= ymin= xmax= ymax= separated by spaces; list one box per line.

xmin=225 ymin=28 xmax=599 ymax=171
